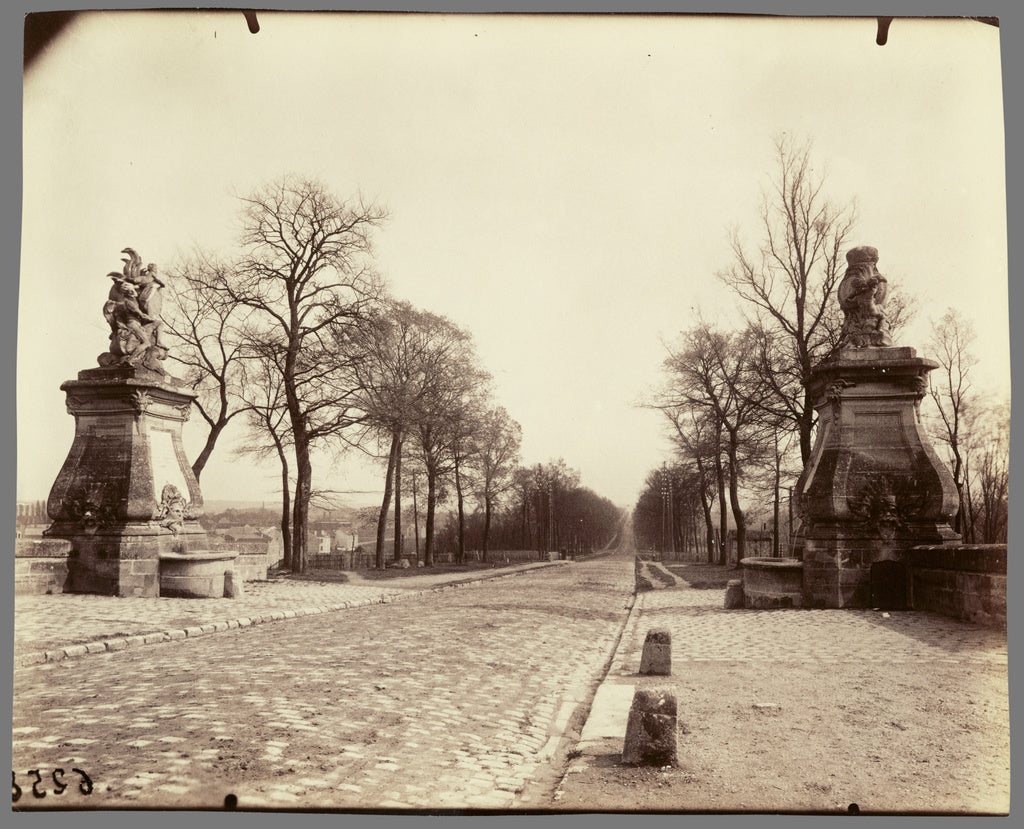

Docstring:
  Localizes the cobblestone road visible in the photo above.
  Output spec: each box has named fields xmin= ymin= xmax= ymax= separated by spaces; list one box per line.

xmin=613 ymin=587 xmax=1008 ymax=673
xmin=13 ymin=563 xmax=562 ymax=665
xmin=12 ymin=553 xmax=635 ymax=811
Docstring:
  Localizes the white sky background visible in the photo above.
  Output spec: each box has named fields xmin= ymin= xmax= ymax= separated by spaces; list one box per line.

xmin=18 ymin=11 xmax=1008 ymax=510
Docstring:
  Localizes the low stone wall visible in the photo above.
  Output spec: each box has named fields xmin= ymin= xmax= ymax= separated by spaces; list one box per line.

xmin=208 ymin=538 xmax=270 ymax=581
xmin=906 ymin=544 xmax=1006 ymax=629
xmin=233 ymin=553 xmax=270 ymax=582
xmin=14 ymin=539 xmax=72 ymax=595
xmin=16 ymin=536 xmax=270 ymax=596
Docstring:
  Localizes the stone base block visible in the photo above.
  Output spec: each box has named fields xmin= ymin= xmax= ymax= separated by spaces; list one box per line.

xmin=15 ymin=539 xmax=72 ymax=595
xmin=724 ymin=579 xmax=744 ymax=609
xmin=48 ymin=521 xmax=209 ymax=597
xmin=622 ymin=688 xmax=678 ymax=767
xmin=639 ymin=628 xmax=672 ymax=676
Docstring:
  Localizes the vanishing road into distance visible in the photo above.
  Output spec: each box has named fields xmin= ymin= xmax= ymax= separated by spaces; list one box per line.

xmin=13 ymin=517 xmax=638 ymax=811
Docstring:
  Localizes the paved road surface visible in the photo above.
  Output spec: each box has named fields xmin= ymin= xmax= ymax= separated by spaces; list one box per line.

xmin=13 ymin=542 xmax=637 ymax=811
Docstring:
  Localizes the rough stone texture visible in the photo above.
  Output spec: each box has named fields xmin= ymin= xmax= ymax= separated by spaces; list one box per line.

xmin=638 ymin=628 xmax=671 ymax=676
xmin=740 ymin=557 xmax=803 ymax=609
xmin=15 ymin=538 xmax=74 ymax=558
xmin=724 ymin=579 xmax=744 ymax=609
xmin=906 ymin=545 xmax=1007 ymax=629
xmin=621 ymin=688 xmax=678 ymax=767
xmin=159 ymin=552 xmax=237 ymax=599
xmin=224 ymin=570 xmax=245 ymax=599
xmin=15 ymin=539 xmax=72 ymax=595
xmin=44 ymin=366 xmax=208 ymax=597
xmin=791 ymin=344 xmax=961 ymax=609
xmin=231 ymin=553 xmax=268 ymax=582
xmin=13 ymin=555 xmax=636 ymax=810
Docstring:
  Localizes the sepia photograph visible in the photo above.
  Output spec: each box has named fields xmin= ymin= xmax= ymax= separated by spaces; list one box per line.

xmin=12 ymin=6 xmax=1011 ymax=816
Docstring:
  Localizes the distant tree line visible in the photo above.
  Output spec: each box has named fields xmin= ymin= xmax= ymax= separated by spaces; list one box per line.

xmin=430 ymin=459 xmax=622 ymax=558
xmin=162 ymin=175 xmax=621 ymax=573
xmin=635 ymin=135 xmax=1008 ymax=561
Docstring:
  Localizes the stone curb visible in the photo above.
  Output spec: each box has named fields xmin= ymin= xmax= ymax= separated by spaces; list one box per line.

xmin=15 ymin=561 xmax=568 ymax=669
xmin=553 ymin=584 xmax=644 ymax=799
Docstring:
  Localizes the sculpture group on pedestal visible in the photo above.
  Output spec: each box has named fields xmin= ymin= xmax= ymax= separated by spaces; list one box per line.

xmin=43 ymin=246 xmax=229 ymax=597
xmin=99 ymin=247 xmax=168 ymax=373
xmin=782 ymin=245 xmax=960 ymax=609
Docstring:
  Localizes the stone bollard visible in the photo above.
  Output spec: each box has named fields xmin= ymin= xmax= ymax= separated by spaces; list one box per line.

xmin=725 ymin=579 xmax=744 ymax=609
xmin=622 ymin=688 xmax=678 ymax=766
xmin=224 ymin=571 xmax=244 ymax=598
xmin=639 ymin=628 xmax=672 ymax=676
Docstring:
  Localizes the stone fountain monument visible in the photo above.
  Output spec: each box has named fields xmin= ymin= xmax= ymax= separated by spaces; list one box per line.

xmin=789 ymin=246 xmax=961 ymax=608
xmin=44 ymin=248 xmax=236 ymax=597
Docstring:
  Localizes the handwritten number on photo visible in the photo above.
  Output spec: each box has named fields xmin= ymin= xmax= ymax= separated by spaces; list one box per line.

xmin=11 ymin=769 xmax=92 ymax=801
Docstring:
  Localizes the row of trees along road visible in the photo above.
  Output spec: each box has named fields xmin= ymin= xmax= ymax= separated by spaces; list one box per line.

xmin=432 ymin=460 xmax=624 ymax=558
xmin=161 ymin=176 xmax=550 ymax=573
xmin=640 ymin=135 xmax=1008 ymax=563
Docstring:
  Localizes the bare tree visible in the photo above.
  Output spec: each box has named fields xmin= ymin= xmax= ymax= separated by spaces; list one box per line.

xmin=659 ymin=407 xmax=720 ymax=563
xmin=718 ymin=134 xmax=857 ymax=464
xmin=233 ymin=341 xmax=294 ymax=565
xmin=211 ymin=176 xmax=388 ymax=573
xmin=472 ymin=406 xmax=522 ymax=562
xmin=662 ymin=323 xmax=772 ymax=563
xmin=163 ymin=252 xmax=252 ymax=481
xmin=349 ymin=302 xmax=458 ymax=568
xmin=926 ymin=308 xmax=979 ymax=537
xmin=407 ymin=317 xmax=489 ymax=566
xmin=972 ymin=400 xmax=1009 ymax=544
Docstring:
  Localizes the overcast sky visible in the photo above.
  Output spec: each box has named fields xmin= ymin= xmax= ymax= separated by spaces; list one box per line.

xmin=18 ymin=11 xmax=1007 ymax=511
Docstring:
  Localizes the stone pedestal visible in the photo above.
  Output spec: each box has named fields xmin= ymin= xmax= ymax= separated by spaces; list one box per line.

xmin=792 ymin=347 xmax=960 ymax=608
xmin=44 ymin=366 xmax=207 ymax=597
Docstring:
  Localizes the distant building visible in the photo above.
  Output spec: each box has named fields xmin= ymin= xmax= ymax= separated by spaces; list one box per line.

xmin=222 ymin=525 xmax=266 ymax=544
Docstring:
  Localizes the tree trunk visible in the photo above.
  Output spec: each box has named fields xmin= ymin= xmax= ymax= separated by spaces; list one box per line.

xmin=714 ymin=448 xmax=728 ymax=566
xmin=695 ymin=459 xmax=716 ymax=564
xmin=482 ymin=495 xmax=492 ymax=562
xmin=276 ymin=443 xmax=291 ymax=571
xmin=772 ymin=446 xmax=782 ymax=557
xmin=412 ymin=471 xmax=421 ymax=558
xmin=455 ymin=456 xmax=466 ymax=564
xmin=393 ymin=432 xmax=403 ymax=563
xmin=950 ymin=440 xmax=965 ymax=536
xmin=726 ymin=441 xmax=746 ymax=566
xmin=191 ymin=418 xmax=228 ymax=482
xmin=521 ymin=495 xmax=528 ymax=549
xmin=291 ymin=435 xmax=312 ymax=574
xmin=285 ymin=330 xmax=311 ymax=574
xmin=799 ymin=388 xmax=814 ymax=465
xmin=375 ymin=432 xmax=399 ymax=569
xmin=424 ymin=468 xmax=437 ymax=567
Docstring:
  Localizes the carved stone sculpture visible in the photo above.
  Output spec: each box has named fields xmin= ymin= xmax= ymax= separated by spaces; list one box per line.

xmin=98 ymin=247 xmax=169 ymax=372
xmin=156 ymin=484 xmax=190 ymax=535
xmin=789 ymin=245 xmax=961 ymax=608
xmin=837 ymin=246 xmax=892 ymax=348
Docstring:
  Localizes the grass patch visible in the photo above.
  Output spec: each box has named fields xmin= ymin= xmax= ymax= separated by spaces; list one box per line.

xmin=663 ymin=564 xmax=735 ymax=589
